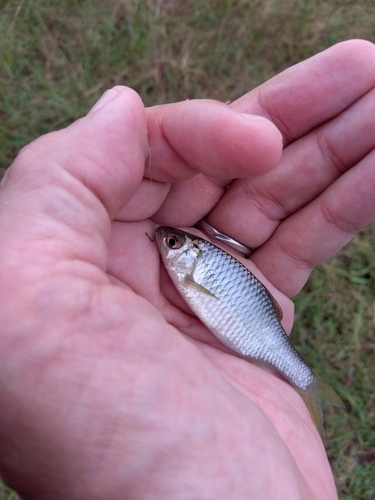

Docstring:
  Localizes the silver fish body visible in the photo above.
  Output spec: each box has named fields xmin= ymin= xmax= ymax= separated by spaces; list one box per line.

xmin=155 ymin=226 xmax=344 ymax=437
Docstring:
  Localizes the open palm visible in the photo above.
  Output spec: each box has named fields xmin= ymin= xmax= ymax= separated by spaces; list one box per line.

xmin=1 ymin=40 xmax=375 ymax=500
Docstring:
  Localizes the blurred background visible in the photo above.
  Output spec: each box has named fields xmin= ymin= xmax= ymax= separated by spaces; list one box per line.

xmin=0 ymin=0 xmax=374 ymax=498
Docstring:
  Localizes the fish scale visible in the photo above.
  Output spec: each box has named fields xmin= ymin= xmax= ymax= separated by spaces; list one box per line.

xmin=155 ymin=226 xmax=344 ymax=438
xmin=178 ymin=234 xmax=313 ymax=390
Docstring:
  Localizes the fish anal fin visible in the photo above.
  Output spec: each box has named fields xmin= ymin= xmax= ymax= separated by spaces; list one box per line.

xmin=297 ymin=374 xmax=345 ymax=440
xmin=185 ymin=276 xmax=217 ymax=298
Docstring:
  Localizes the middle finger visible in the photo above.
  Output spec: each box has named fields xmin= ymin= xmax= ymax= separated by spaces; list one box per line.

xmin=208 ymin=86 xmax=375 ymax=248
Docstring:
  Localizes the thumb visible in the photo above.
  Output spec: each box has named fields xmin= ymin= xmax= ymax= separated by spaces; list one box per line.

xmin=0 ymin=86 xmax=148 ymax=269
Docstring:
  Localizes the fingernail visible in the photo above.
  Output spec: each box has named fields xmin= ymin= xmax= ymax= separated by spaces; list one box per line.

xmin=88 ymin=88 xmax=120 ymax=114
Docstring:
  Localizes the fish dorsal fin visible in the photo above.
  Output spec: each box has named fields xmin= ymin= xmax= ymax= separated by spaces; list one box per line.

xmin=185 ymin=275 xmax=217 ymax=298
xmin=269 ymin=292 xmax=283 ymax=321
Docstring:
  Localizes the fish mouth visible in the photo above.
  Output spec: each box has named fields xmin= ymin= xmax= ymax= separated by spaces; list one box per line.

xmin=154 ymin=226 xmax=171 ymax=249
xmin=154 ymin=225 xmax=167 ymax=242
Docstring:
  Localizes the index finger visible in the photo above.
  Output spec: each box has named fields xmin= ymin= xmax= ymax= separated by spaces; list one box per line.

xmin=121 ymin=99 xmax=282 ymax=225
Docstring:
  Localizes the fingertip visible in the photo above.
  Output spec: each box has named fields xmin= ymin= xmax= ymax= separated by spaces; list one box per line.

xmin=214 ymin=109 xmax=283 ymax=178
xmin=88 ymin=88 xmax=120 ymax=114
xmin=328 ymin=38 xmax=375 ymax=59
xmin=237 ymin=113 xmax=283 ymax=174
xmin=88 ymin=86 xmax=145 ymax=116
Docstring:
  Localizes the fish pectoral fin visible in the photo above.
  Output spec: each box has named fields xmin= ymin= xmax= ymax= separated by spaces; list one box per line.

xmin=185 ymin=276 xmax=217 ymax=298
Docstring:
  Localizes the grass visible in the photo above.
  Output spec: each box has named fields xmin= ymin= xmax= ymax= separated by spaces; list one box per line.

xmin=293 ymin=226 xmax=375 ymax=499
xmin=1 ymin=0 xmax=375 ymax=498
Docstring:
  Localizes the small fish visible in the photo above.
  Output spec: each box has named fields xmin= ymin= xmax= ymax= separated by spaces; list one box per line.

xmin=155 ymin=226 xmax=344 ymax=438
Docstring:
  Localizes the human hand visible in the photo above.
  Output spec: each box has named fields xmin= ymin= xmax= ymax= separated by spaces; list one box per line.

xmin=1 ymin=39 xmax=374 ymax=499
xmin=153 ymin=39 xmax=375 ymax=298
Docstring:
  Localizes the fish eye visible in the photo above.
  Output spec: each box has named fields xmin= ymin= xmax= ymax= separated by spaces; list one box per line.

xmin=166 ymin=233 xmax=183 ymax=250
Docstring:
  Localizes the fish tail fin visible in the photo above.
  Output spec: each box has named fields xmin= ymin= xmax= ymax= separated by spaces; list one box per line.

xmin=296 ymin=373 xmax=345 ymax=439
